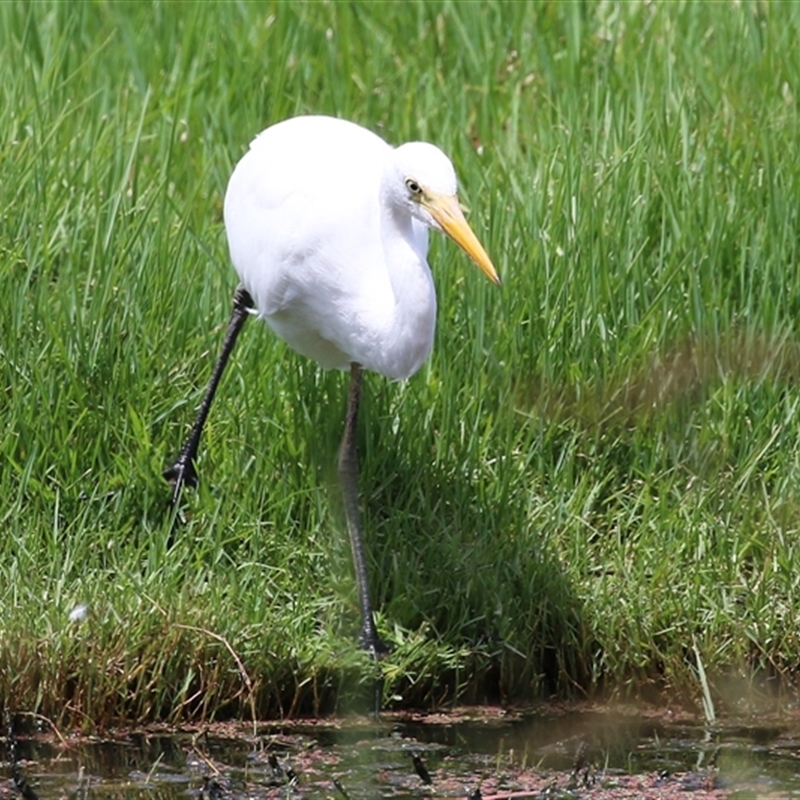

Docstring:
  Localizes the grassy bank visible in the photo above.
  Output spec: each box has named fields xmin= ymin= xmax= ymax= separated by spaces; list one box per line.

xmin=3 ymin=0 xmax=800 ymax=726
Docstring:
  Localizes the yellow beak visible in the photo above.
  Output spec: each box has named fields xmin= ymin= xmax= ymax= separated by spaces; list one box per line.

xmin=426 ymin=193 xmax=501 ymax=285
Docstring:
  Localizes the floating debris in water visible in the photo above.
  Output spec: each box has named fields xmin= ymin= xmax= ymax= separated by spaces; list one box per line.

xmin=412 ymin=752 xmax=432 ymax=785
xmin=6 ymin=712 xmax=39 ymax=800
xmin=332 ymin=777 xmax=351 ymax=800
xmin=0 ymin=710 xmax=783 ymax=800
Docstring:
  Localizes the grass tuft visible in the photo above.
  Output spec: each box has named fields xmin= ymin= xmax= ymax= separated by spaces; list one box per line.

xmin=3 ymin=1 xmax=800 ymax=724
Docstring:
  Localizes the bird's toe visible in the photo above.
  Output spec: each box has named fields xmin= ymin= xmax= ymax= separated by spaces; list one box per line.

xmin=163 ymin=456 xmax=199 ymax=498
xmin=359 ymin=631 xmax=393 ymax=660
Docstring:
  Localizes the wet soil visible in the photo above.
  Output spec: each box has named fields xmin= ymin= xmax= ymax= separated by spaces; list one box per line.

xmin=3 ymin=703 xmax=800 ymax=800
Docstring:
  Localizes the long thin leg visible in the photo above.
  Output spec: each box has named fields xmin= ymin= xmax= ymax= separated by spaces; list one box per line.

xmin=338 ymin=362 xmax=389 ymax=659
xmin=164 ymin=284 xmax=254 ymax=503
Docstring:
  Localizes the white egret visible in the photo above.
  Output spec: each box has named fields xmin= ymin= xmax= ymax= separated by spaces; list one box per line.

xmin=165 ymin=115 xmax=499 ymax=657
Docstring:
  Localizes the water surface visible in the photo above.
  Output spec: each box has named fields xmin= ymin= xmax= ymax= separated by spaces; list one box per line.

xmin=6 ymin=707 xmax=800 ymax=799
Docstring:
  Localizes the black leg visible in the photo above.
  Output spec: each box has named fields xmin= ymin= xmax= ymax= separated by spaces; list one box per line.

xmin=338 ymin=362 xmax=390 ymax=660
xmin=164 ymin=284 xmax=254 ymax=503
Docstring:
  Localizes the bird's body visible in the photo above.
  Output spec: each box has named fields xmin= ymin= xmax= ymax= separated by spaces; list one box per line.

xmin=165 ymin=115 xmax=498 ymax=661
xmin=224 ymin=115 xmax=495 ymax=379
xmin=225 ymin=116 xmax=435 ymax=379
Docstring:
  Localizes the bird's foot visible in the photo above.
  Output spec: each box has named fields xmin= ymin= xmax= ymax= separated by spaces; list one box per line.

xmin=358 ymin=626 xmax=392 ymax=661
xmin=163 ymin=452 xmax=199 ymax=504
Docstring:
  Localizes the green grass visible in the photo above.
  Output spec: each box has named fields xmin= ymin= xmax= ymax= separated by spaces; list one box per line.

xmin=3 ymin=0 xmax=800 ymax=726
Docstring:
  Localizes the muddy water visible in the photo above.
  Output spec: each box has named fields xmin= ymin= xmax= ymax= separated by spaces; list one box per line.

xmin=5 ymin=709 xmax=800 ymax=799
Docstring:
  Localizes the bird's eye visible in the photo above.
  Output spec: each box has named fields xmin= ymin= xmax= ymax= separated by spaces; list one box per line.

xmin=405 ymin=178 xmax=422 ymax=196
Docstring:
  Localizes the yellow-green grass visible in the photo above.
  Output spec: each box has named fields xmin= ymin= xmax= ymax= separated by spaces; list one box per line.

xmin=3 ymin=1 xmax=800 ymax=726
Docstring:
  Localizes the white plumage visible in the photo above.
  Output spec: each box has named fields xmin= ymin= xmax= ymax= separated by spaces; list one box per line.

xmin=223 ymin=115 xmax=498 ymax=379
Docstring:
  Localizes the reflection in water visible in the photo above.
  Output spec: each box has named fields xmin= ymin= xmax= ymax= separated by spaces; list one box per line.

xmin=4 ymin=711 xmax=800 ymax=799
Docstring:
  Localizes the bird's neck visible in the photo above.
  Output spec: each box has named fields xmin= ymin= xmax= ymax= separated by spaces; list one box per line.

xmin=377 ymin=201 xmax=436 ymax=379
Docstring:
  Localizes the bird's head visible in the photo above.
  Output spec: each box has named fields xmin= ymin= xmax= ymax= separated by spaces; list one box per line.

xmin=389 ymin=142 xmax=500 ymax=285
